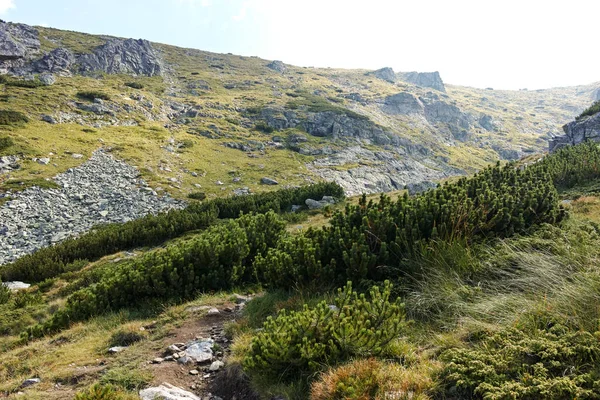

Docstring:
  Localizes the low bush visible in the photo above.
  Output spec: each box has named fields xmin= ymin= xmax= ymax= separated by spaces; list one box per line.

xmin=124 ymin=82 xmax=144 ymax=89
xmin=0 ymin=136 xmax=14 ymax=151
xmin=243 ymin=281 xmax=405 ymax=380
xmin=5 ymin=79 xmax=44 ymax=88
xmin=254 ymin=121 xmax=274 ymax=133
xmin=0 ymin=279 xmax=10 ymax=305
xmin=1 ymin=182 xmax=343 ymax=284
xmin=77 ymin=91 xmax=111 ymax=101
xmin=311 ymin=358 xmax=437 ymax=400
xmin=100 ymin=368 xmax=152 ymax=391
xmin=109 ymin=329 xmax=145 ymax=347
xmin=441 ymin=319 xmax=600 ymax=399
xmin=0 ymin=110 xmax=28 ymax=125
xmin=188 ymin=191 xmax=206 ymax=201
xmin=74 ymin=384 xmax=136 ymax=400
xmin=576 ymin=100 xmax=600 ymax=120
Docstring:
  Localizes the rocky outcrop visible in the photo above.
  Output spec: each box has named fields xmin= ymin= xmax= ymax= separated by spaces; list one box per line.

xmin=0 ymin=150 xmax=185 ymax=265
xmin=32 ymin=47 xmax=75 ymax=76
xmin=383 ymin=92 xmax=425 ymax=115
xmin=77 ymin=39 xmax=163 ymax=76
xmin=592 ymin=88 xmax=600 ymax=102
xmin=549 ymin=112 xmax=600 ymax=152
xmin=309 ymin=146 xmax=461 ymax=195
xmin=367 ymin=67 xmax=396 ymax=83
xmin=399 ymin=71 xmax=446 ymax=92
xmin=266 ymin=60 xmax=286 ymax=74
xmin=479 ymin=114 xmax=496 ymax=131
xmin=140 ymin=383 xmax=201 ymax=400
xmin=0 ymin=22 xmax=40 ymax=70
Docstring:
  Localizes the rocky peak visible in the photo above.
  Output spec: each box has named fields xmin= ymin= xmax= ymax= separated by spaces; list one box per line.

xmin=368 ymin=67 xmax=396 ymax=83
xmin=0 ymin=21 xmax=39 ymax=69
xmin=549 ymin=111 xmax=600 ymax=152
xmin=266 ymin=60 xmax=286 ymax=74
xmin=399 ymin=71 xmax=446 ymax=92
xmin=77 ymin=38 xmax=163 ymax=76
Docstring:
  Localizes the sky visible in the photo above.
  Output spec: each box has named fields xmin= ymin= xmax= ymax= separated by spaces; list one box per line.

xmin=1 ymin=0 xmax=598 ymax=90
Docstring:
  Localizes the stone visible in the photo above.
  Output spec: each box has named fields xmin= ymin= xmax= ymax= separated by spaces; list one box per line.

xmin=41 ymin=114 xmax=57 ymax=124
xmin=209 ymin=360 xmax=224 ymax=371
xmin=71 ymin=153 xmax=84 ymax=159
xmin=398 ymin=71 xmax=446 ymax=92
xmin=305 ymin=196 xmax=335 ymax=210
xmin=21 ymin=378 xmax=40 ymax=388
xmin=168 ymin=344 xmax=181 ymax=353
xmin=38 ymin=73 xmax=56 ymax=85
xmin=36 ymin=157 xmax=50 ymax=165
xmin=108 ymin=346 xmax=126 ymax=354
xmin=261 ymin=177 xmax=278 ymax=185
xmin=184 ymin=339 xmax=214 ymax=363
xmin=152 ymin=357 xmax=164 ymax=364
xmin=550 ymin=111 xmax=600 ymax=152
xmin=207 ymin=307 xmax=220 ymax=316
xmin=406 ymin=181 xmax=437 ymax=195
xmin=291 ymin=205 xmax=302 ymax=212
xmin=139 ymin=383 xmax=201 ymax=400
xmin=232 ymin=293 xmax=250 ymax=304
xmin=3 ymin=281 xmax=30 ymax=290
xmin=266 ymin=60 xmax=286 ymax=74
xmin=368 ymin=67 xmax=396 ymax=83
xmin=189 ymin=369 xmax=199 ymax=375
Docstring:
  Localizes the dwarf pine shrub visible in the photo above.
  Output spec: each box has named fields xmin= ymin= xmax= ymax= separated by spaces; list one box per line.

xmin=243 ymin=281 xmax=405 ymax=379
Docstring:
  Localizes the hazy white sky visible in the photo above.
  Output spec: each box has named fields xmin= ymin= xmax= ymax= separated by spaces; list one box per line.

xmin=4 ymin=0 xmax=599 ymax=89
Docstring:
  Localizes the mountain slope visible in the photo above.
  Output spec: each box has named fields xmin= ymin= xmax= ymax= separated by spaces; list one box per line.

xmin=0 ymin=20 xmax=598 ymax=199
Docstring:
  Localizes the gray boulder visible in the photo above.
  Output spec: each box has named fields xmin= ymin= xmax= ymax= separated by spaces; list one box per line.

xmin=479 ymin=114 xmax=496 ymax=131
xmin=32 ymin=47 xmax=75 ymax=75
xmin=21 ymin=378 xmax=41 ymax=388
xmin=261 ymin=177 xmax=278 ymax=185
xmin=38 ymin=73 xmax=56 ymax=85
xmin=139 ymin=383 xmax=201 ymax=400
xmin=184 ymin=339 xmax=214 ymax=363
xmin=266 ymin=60 xmax=287 ymax=74
xmin=383 ymin=92 xmax=425 ymax=115
xmin=0 ymin=22 xmax=39 ymax=63
xmin=399 ymin=71 xmax=446 ymax=92
xmin=305 ymin=196 xmax=336 ymax=209
xmin=550 ymin=111 xmax=600 ymax=152
xmin=368 ymin=67 xmax=396 ymax=83
xmin=3 ymin=281 xmax=30 ymax=290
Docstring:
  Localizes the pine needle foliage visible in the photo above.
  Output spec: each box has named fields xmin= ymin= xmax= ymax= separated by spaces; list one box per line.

xmin=243 ymin=281 xmax=405 ymax=380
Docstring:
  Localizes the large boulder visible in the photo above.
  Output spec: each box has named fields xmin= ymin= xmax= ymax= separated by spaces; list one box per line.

xmin=139 ymin=383 xmax=201 ymax=400
xmin=550 ymin=111 xmax=600 ymax=152
xmin=399 ymin=71 xmax=446 ymax=92
xmin=368 ymin=67 xmax=396 ymax=83
xmin=266 ymin=60 xmax=287 ymax=74
xmin=383 ymin=92 xmax=425 ymax=115
xmin=77 ymin=38 xmax=163 ymax=76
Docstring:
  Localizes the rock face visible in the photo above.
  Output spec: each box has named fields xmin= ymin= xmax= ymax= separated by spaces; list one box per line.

xmin=266 ymin=60 xmax=286 ymax=74
xmin=399 ymin=71 xmax=446 ymax=92
xmin=0 ymin=150 xmax=185 ymax=265
xmin=383 ymin=92 xmax=425 ymax=115
xmin=592 ymin=88 xmax=600 ymax=102
xmin=0 ymin=22 xmax=39 ymax=67
xmin=0 ymin=21 xmax=163 ymax=77
xmin=549 ymin=112 xmax=600 ymax=152
xmin=77 ymin=39 xmax=163 ymax=76
xmin=139 ymin=383 xmax=201 ymax=400
xmin=368 ymin=67 xmax=396 ymax=83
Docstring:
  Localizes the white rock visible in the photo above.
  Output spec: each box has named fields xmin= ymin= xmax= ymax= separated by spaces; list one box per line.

xmin=3 ymin=281 xmax=30 ymax=291
xmin=72 ymin=153 xmax=84 ymax=159
xmin=139 ymin=383 xmax=201 ymax=400
xmin=209 ymin=360 xmax=224 ymax=371
xmin=184 ymin=339 xmax=214 ymax=363
xmin=108 ymin=346 xmax=127 ymax=354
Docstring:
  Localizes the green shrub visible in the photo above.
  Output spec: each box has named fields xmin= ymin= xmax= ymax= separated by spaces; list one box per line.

xmin=576 ymin=100 xmax=600 ymax=120
xmin=0 ymin=110 xmax=28 ymax=125
xmin=0 ymin=136 xmax=13 ymax=151
xmin=6 ymin=79 xmax=44 ymax=88
xmin=124 ymin=82 xmax=144 ymax=89
xmin=188 ymin=191 xmax=206 ymax=201
xmin=1 ymin=183 xmax=343 ymax=284
xmin=100 ymin=368 xmax=151 ymax=391
xmin=77 ymin=91 xmax=111 ymax=101
xmin=243 ymin=281 xmax=405 ymax=380
xmin=0 ymin=279 xmax=10 ymax=305
xmin=74 ymin=384 xmax=133 ymax=400
xmin=109 ymin=329 xmax=145 ymax=347
xmin=254 ymin=121 xmax=274 ymax=133
xmin=441 ymin=321 xmax=600 ymax=399
xmin=25 ymin=212 xmax=287 ymax=337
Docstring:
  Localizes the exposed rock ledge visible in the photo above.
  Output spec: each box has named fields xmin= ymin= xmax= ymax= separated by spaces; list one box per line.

xmin=549 ymin=112 xmax=600 ymax=152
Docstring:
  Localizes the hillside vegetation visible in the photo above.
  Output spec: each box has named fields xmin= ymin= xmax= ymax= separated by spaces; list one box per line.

xmin=1 ymin=141 xmax=600 ymax=399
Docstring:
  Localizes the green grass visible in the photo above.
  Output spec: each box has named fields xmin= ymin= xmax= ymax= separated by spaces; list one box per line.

xmin=1 ymin=178 xmax=60 ymax=192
